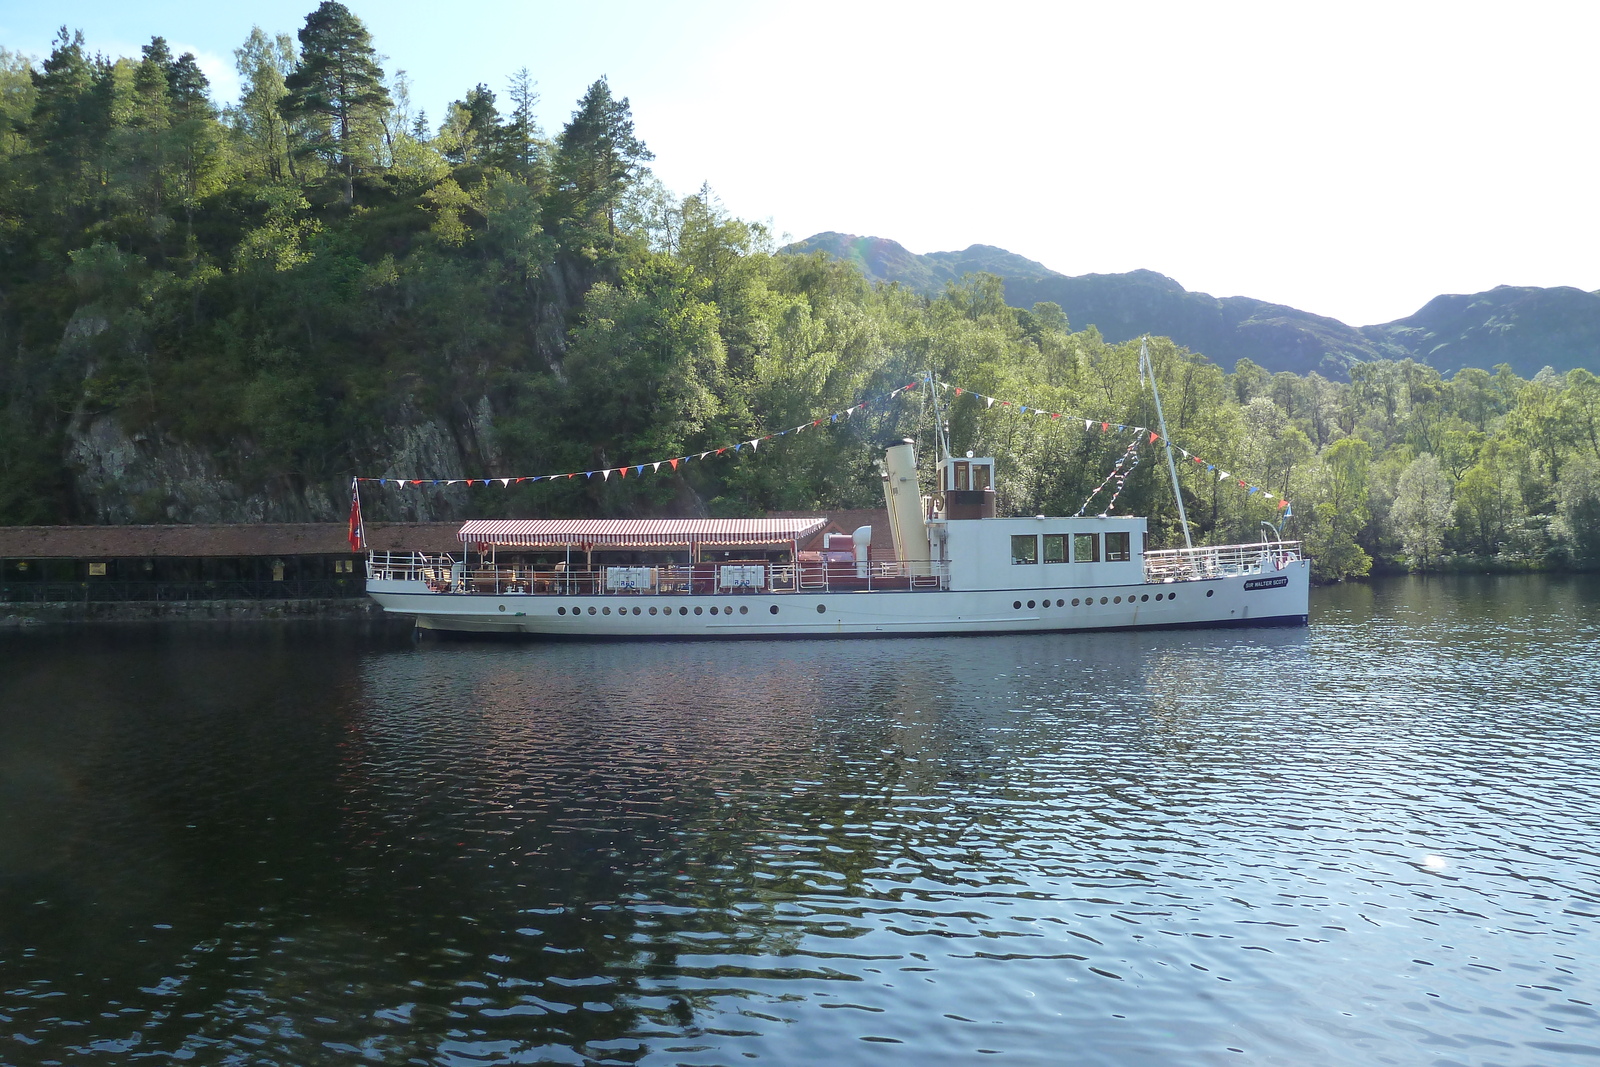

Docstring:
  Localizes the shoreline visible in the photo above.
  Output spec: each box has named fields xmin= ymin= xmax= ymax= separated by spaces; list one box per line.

xmin=1 ymin=598 xmax=401 ymax=628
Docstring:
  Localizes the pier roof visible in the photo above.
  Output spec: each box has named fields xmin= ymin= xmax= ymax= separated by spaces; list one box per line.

xmin=0 ymin=523 xmax=460 ymax=558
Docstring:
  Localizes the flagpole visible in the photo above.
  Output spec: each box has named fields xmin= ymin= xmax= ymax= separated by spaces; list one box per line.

xmin=1141 ymin=337 xmax=1193 ymax=551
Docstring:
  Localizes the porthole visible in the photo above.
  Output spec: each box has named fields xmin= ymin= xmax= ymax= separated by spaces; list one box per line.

xmin=694 ymin=606 xmax=703 ymax=615
xmin=498 ymin=604 xmax=506 ymax=612
xmin=649 ymin=606 xmax=657 ymax=615
xmin=1014 ymin=601 xmax=1022 ymax=610
xmin=1154 ymin=593 xmax=1162 ymax=601
xmin=633 ymin=606 xmax=641 ymax=615
xmin=602 ymin=606 xmax=611 ymax=615
xmin=679 ymin=607 xmax=688 ymax=615
xmin=1027 ymin=600 xmax=1035 ymax=609
xmin=1169 ymin=593 xmax=1177 ymax=601
xmin=724 ymin=605 xmax=733 ymax=614
xmin=1114 ymin=596 xmax=1122 ymax=604
xmin=817 ymin=604 xmax=827 ymax=614
xmin=1071 ymin=598 xmax=1080 ymax=606
xmin=769 ymin=605 xmax=779 ymax=615
xmin=1206 ymin=589 xmax=1214 ymax=597
xmin=1056 ymin=599 xmax=1064 ymax=607
xmin=588 ymin=606 xmax=596 ymax=615
xmin=740 ymin=605 xmax=749 ymax=615
xmin=1140 ymin=594 xmax=1149 ymax=602
xmin=558 ymin=606 xmax=566 ymax=615
xmin=1100 ymin=597 xmax=1108 ymax=605
xmin=710 ymin=606 xmax=719 ymax=615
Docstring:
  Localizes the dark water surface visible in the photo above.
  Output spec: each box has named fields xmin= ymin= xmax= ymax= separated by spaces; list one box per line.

xmin=2 ymin=575 xmax=1598 ymax=1066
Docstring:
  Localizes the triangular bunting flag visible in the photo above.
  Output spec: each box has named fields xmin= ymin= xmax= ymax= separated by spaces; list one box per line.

xmin=670 ymin=458 xmax=680 ymax=470
xmin=1149 ymin=432 xmax=1158 ymax=443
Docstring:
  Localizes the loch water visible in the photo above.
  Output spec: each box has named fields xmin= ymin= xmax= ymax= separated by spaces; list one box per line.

xmin=1 ymin=575 xmax=1597 ymax=1067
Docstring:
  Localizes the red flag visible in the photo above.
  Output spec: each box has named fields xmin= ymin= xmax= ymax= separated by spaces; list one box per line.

xmin=347 ymin=483 xmax=364 ymax=551
xmin=1149 ymin=431 xmax=1158 ymax=443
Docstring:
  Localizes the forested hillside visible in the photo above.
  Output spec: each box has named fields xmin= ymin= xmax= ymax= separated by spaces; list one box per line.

xmin=2 ymin=4 xmax=1598 ymax=579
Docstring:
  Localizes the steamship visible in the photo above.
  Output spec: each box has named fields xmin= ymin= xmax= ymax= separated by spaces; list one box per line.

xmin=363 ymin=435 xmax=1311 ymax=638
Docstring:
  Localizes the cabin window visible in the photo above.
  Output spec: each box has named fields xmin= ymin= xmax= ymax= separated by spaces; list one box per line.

xmin=973 ymin=464 xmax=992 ymax=491
xmin=1042 ymin=534 xmax=1067 ymax=563
xmin=1010 ymin=535 xmax=1038 ymax=565
xmin=954 ymin=461 xmax=971 ymax=491
xmin=1073 ymin=533 xmax=1100 ymax=563
xmin=1106 ymin=531 xmax=1131 ymax=562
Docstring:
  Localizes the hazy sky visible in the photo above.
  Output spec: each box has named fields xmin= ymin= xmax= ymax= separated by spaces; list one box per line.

xmin=4 ymin=1 xmax=1594 ymax=327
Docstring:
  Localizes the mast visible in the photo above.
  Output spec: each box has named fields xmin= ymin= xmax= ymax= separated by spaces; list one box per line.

xmin=1140 ymin=337 xmax=1193 ymax=551
xmin=927 ymin=371 xmax=951 ymax=461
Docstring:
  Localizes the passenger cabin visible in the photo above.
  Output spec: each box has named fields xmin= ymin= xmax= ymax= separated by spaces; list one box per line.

xmin=929 ymin=452 xmax=1147 ymax=593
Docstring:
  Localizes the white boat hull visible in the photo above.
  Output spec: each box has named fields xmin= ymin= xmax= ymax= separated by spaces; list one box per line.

xmin=368 ymin=560 xmax=1310 ymax=638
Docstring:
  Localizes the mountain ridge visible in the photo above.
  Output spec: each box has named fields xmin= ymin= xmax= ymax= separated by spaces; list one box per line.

xmin=781 ymin=232 xmax=1600 ymax=379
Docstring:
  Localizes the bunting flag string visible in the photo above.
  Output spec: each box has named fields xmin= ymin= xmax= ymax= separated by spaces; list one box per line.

xmin=354 ymin=379 xmax=931 ymax=490
xmin=353 ymin=372 xmax=1291 ymax=520
xmin=934 ymin=379 xmax=1292 ymax=517
xmin=1077 ymin=438 xmax=1143 ymax=516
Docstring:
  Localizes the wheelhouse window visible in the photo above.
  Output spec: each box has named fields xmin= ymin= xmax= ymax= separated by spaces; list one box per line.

xmin=1043 ymin=533 xmax=1067 ymax=563
xmin=954 ymin=461 xmax=970 ymax=491
xmin=1105 ymin=531 xmax=1131 ymax=562
xmin=1010 ymin=535 xmax=1039 ymax=565
xmin=1073 ymin=532 xmax=1100 ymax=563
xmin=973 ymin=464 xmax=992 ymax=491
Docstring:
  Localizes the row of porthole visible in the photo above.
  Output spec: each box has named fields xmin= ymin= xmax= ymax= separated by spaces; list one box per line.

xmin=1012 ymin=588 xmax=1212 ymax=610
xmin=557 ymin=604 xmax=784 ymax=616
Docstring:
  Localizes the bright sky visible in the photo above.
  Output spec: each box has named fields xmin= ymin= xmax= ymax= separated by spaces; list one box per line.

xmin=5 ymin=0 xmax=1596 ymax=327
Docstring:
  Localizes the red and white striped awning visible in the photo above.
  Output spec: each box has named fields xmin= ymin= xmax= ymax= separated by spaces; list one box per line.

xmin=457 ymin=517 xmax=828 ymax=548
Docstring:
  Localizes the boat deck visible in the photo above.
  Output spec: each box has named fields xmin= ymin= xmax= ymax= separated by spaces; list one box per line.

xmin=366 ymin=542 xmax=1302 ymax=597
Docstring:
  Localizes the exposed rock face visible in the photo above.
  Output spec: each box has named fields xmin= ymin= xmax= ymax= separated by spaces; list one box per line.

xmin=783 ymin=233 xmax=1599 ymax=379
xmin=70 ymin=417 xmax=229 ymax=524
xmin=66 ymin=416 xmax=332 ymax=523
xmin=64 ymin=405 xmax=498 ymax=525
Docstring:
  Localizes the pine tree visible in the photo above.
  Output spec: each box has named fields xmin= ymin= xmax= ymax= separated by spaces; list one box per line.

xmin=281 ymin=1 xmax=391 ymax=205
xmin=554 ymin=77 xmax=652 ymax=235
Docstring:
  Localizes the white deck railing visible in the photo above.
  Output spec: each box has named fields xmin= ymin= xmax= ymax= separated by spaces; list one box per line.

xmin=366 ymin=553 xmax=949 ymax=595
xmin=1142 ymin=541 xmax=1303 ymax=582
